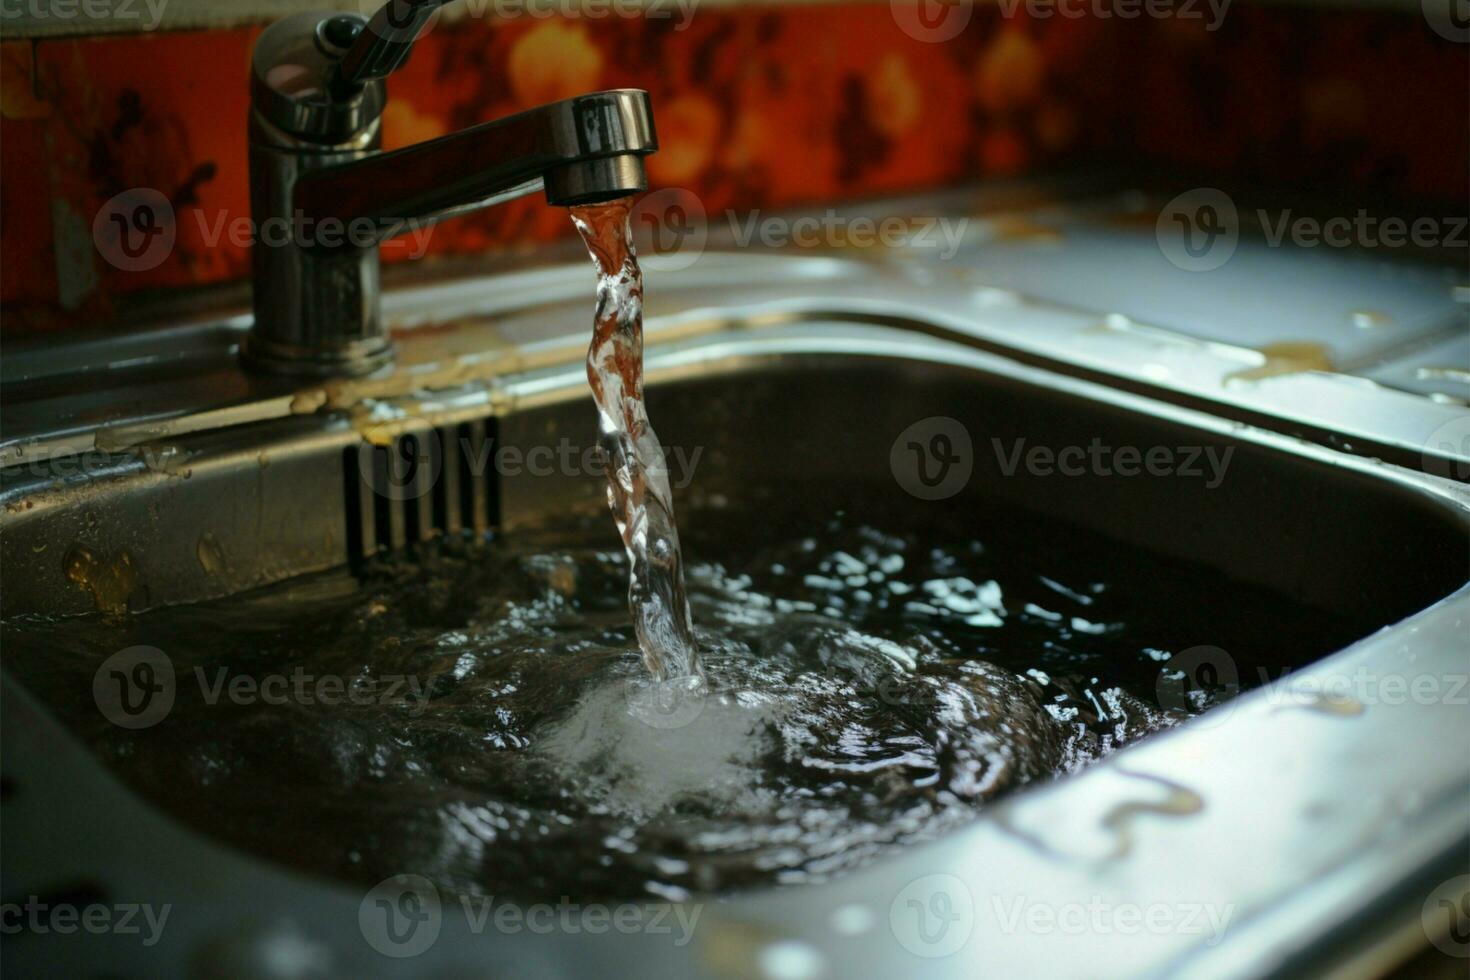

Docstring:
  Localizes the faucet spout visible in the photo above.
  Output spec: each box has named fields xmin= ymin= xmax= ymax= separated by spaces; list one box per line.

xmin=293 ymin=90 xmax=656 ymax=238
xmin=243 ymin=5 xmax=658 ymax=377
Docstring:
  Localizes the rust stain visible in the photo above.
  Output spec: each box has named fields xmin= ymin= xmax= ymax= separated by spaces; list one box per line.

xmin=64 ymin=544 xmax=139 ymax=615
xmin=1227 ymin=341 xmax=1335 ymax=384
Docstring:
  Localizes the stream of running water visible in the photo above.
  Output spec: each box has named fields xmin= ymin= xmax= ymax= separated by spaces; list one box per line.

xmin=570 ymin=198 xmax=704 ymax=685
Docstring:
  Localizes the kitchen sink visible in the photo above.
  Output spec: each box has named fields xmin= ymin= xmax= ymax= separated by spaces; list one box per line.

xmin=2 ymin=258 xmax=1467 ymax=978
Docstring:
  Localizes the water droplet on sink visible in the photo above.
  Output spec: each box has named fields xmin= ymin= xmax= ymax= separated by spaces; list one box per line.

xmin=758 ymin=940 xmax=825 ymax=980
xmin=828 ymin=903 xmax=876 ymax=936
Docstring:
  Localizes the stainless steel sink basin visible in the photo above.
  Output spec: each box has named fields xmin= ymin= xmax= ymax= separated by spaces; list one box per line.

xmin=2 ymin=258 xmax=1467 ymax=978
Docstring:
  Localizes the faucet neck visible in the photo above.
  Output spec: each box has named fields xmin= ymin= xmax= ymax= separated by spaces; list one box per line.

xmin=244 ymin=5 xmax=657 ymax=378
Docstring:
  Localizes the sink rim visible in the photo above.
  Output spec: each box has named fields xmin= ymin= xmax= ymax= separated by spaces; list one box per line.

xmin=3 ymin=322 xmax=1468 ymax=979
xmin=4 ymin=252 xmax=1467 ymax=479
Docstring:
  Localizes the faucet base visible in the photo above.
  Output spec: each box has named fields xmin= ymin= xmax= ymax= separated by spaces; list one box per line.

xmin=240 ymin=333 xmax=395 ymax=378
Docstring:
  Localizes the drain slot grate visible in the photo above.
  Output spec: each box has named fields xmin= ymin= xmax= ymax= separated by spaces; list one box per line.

xmin=344 ymin=416 xmax=498 ymax=560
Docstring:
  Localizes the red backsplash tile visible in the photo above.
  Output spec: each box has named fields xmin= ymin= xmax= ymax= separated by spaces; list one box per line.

xmin=1 ymin=4 xmax=1464 ymax=335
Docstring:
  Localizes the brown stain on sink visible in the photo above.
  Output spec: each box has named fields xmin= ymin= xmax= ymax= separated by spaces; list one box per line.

xmin=1275 ymin=691 xmax=1366 ymax=717
xmin=64 ymin=545 xmax=138 ymax=615
xmin=1226 ymin=341 xmax=1335 ymax=384
xmin=989 ymin=769 xmax=1205 ymax=864
xmin=1098 ymin=771 xmax=1204 ymax=860
xmin=196 ymin=533 xmax=226 ymax=576
xmin=986 ymin=213 xmax=1066 ymax=243
xmin=283 ymin=309 xmax=791 ymax=439
xmin=289 ymin=389 xmax=328 ymax=414
xmin=701 ymin=919 xmax=808 ymax=980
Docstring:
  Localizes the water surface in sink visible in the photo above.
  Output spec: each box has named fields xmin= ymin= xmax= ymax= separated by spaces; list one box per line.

xmin=1 ymin=481 xmax=1373 ymax=900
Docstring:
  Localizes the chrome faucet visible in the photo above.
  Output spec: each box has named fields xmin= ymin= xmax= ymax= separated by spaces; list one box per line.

xmin=245 ymin=0 xmax=658 ymax=376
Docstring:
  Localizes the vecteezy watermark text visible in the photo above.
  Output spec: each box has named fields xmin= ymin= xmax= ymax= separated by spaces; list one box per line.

xmin=1157 ymin=188 xmax=1470 ymax=272
xmin=1155 ymin=643 xmax=1470 ymax=728
xmin=992 ymin=895 xmax=1235 ymax=944
xmin=629 ymin=189 xmax=971 ymax=271
xmin=996 ymin=0 xmax=1231 ymax=31
xmin=1 ymin=0 xmax=168 ymax=30
xmin=93 ymin=189 xmax=437 ymax=273
xmin=10 ymin=435 xmax=704 ymax=498
xmin=725 ymin=210 xmax=970 ymax=260
xmin=93 ymin=646 xmax=431 ymax=729
xmin=0 ymin=895 xmax=171 ymax=947
xmin=467 ymin=0 xmax=696 ymax=28
xmin=1257 ymin=210 xmax=1470 ymax=250
xmin=192 ymin=209 xmax=435 ymax=259
xmin=355 ymin=430 xmax=704 ymax=503
xmin=1261 ymin=666 xmax=1469 ymax=710
xmin=890 ymin=419 xmax=1236 ymax=501
xmin=359 ymin=874 xmax=702 ymax=958
xmin=992 ymin=437 xmax=1234 ymax=489
xmin=363 ymin=0 xmax=699 ymax=34
xmin=891 ymin=0 xmax=1231 ymax=41
xmin=193 ymin=667 xmax=430 ymax=715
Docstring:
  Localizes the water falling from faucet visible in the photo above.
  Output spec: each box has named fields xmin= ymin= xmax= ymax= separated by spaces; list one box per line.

xmin=570 ymin=198 xmax=705 ymax=683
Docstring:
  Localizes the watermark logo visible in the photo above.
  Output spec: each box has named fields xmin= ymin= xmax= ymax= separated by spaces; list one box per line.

xmin=891 ymin=417 xmax=973 ymax=501
xmin=93 ymin=649 xmax=433 ymax=727
xmin=1421 ymin=415 xmax=1470 ymax=482
xmin=630 ymin=187 xmax=709 ymax=273
xmin=353 ymin=0 xmax=442 ymax=40
xmin=93 ymin=646 xmax=175 ymax=729
xmin=358 ymin=877 xmax=703 ymax=955
xmin=629 ymin=189 xmax=969 ymax=269
xmin=1156 ymin=188 xmax=1238 ymax=272
xmin=1158 ymin=188 xmax=1468 ymax=271
xmin=890 ymin=873 xmax=974 ymax=957
xmin=1422 ymin=0 xmax=1469 ymax=42
xmin=350 ymin=429 xmax=704 ymax=503
xmin=624 ymin=675 xmax=707 ymax=730
xmin=1422 ymin=875 xmax=1470 ymax=957
xmin=360 ymin=874 xmax=442 ymax=958
xmin=93 ymin=186 xmax=439 ymax=273
xmin=94 ymin=188 xmax=175 ymax=273
xmin=194 ymin=667 xmax=432 ymax=715
xmin=1155 ymin=645 xmax=1239 ymax=728
xmin=891 ymin=0 xmax=974 ymax=42
xmin=357 ymin=423 xmax=443 ymax=503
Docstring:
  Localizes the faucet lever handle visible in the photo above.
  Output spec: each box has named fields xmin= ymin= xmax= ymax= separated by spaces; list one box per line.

xmin=331 ymin=0 xmax=444 ymax=98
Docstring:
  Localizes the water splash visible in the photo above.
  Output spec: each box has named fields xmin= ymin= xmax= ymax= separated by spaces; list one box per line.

xmin=570 ymin=198 xmax=704 ymax=683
